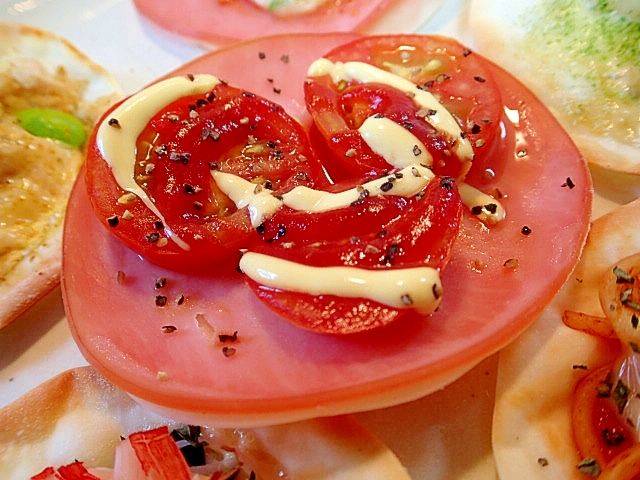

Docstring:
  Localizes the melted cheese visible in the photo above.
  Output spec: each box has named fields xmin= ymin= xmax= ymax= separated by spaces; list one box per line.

xmin=0 ymin=121 xmax=80 ymax=279
xmin=470 ymin=0 xmax=639 ymax=154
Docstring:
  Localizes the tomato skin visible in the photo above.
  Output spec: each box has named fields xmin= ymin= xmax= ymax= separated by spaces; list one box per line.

xmin=304 ymin=34 xmax=503 ymax=182
xmin=85 ymin=83 xmax=327 ymax=272
xmin=246 ymin=176 xmax=463 ymax=334
xmin=30 ymin=467 xmax=61 ymax=480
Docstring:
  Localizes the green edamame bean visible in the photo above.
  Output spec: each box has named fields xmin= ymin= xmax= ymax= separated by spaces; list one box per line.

xmin=16 ymin=108 xmax=86 ymax=148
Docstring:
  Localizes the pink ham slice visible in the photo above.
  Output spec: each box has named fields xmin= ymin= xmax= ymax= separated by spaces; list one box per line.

xmin=132 ymin=0 xmax=439 ymax=45
xmin=62 ymin=33 xmax=592 ymax=427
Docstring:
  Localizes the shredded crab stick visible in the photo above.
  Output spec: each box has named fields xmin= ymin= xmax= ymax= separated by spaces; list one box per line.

xmin=31 ymin=427 xmax=201 ymax=480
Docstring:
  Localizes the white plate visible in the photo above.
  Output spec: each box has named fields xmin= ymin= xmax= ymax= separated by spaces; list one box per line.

xmin=0 ymin=1 xmax=498 ymax=478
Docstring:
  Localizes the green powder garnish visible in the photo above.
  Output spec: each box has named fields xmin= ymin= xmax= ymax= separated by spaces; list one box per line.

xmin=517 ymin=0 xmax=639 ymax=145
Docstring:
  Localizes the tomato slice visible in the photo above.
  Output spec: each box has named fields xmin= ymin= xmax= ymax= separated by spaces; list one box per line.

xmin=85 ymin=82 xmax=326 ymax=271
xmin=246 ymin=175 xmax=462 ymax=333
xmin=304 ymin=34 xmax=503 ymax=182
xmin=62 ymin=33 xmax=591 ymax=426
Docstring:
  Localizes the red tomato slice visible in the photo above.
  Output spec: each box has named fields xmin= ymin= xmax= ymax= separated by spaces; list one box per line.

xmin=85 ymin=82 xmax=326 ymax=271
xmin=246 ymin=175 xmax=462 ymax=333
xmin=131 ymin=0 xmax=442 ymax=45
xmin=304 ymin=34 xmax=503 ymax=182
xmin=62 ymin=33 xmax=591 ymax=426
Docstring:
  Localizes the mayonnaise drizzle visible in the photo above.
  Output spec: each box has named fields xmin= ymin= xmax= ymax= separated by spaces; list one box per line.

xmin=213 ymin=162 xmax=504 ymax=227
xmin=358 ymin=115 xmax=433 ymax=168
xmin=307 ymin=58 xmax=474 ymax=160
xmin=239 ymin=252 xmax=443 ymax=315
xmin=213 ymin=163 xmax=436 ymax=227
xmin=96 ymin=74 xmax=222 ymax=249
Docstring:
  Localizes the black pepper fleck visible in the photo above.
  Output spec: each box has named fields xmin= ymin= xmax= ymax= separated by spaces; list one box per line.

xmin=380 ymin=181 xmax=394 ymax=192
xmin=219 ymin=331 xmax=238 ymax=343
xmin=222 ymin=346 xmax=237 ymax=357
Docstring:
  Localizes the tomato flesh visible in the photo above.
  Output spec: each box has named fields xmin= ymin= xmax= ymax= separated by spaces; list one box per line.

xmin=248 ymin=175 xmax=462 ymax=333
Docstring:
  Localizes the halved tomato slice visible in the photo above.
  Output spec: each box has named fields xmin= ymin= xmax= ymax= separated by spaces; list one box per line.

xmin=246 ymin=175 xmax=463 ymax=333
xmin=85 ymin=82 xmax=326 ymax=271
xmin=304 ymin=34 xmax=503 ymax=182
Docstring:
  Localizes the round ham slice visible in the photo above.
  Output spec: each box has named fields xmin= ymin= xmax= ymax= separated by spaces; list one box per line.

xmin=132 ymin=0 xmax=444 ymax=45
xmin=62 ymin=33 xmax=592 ymax=427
